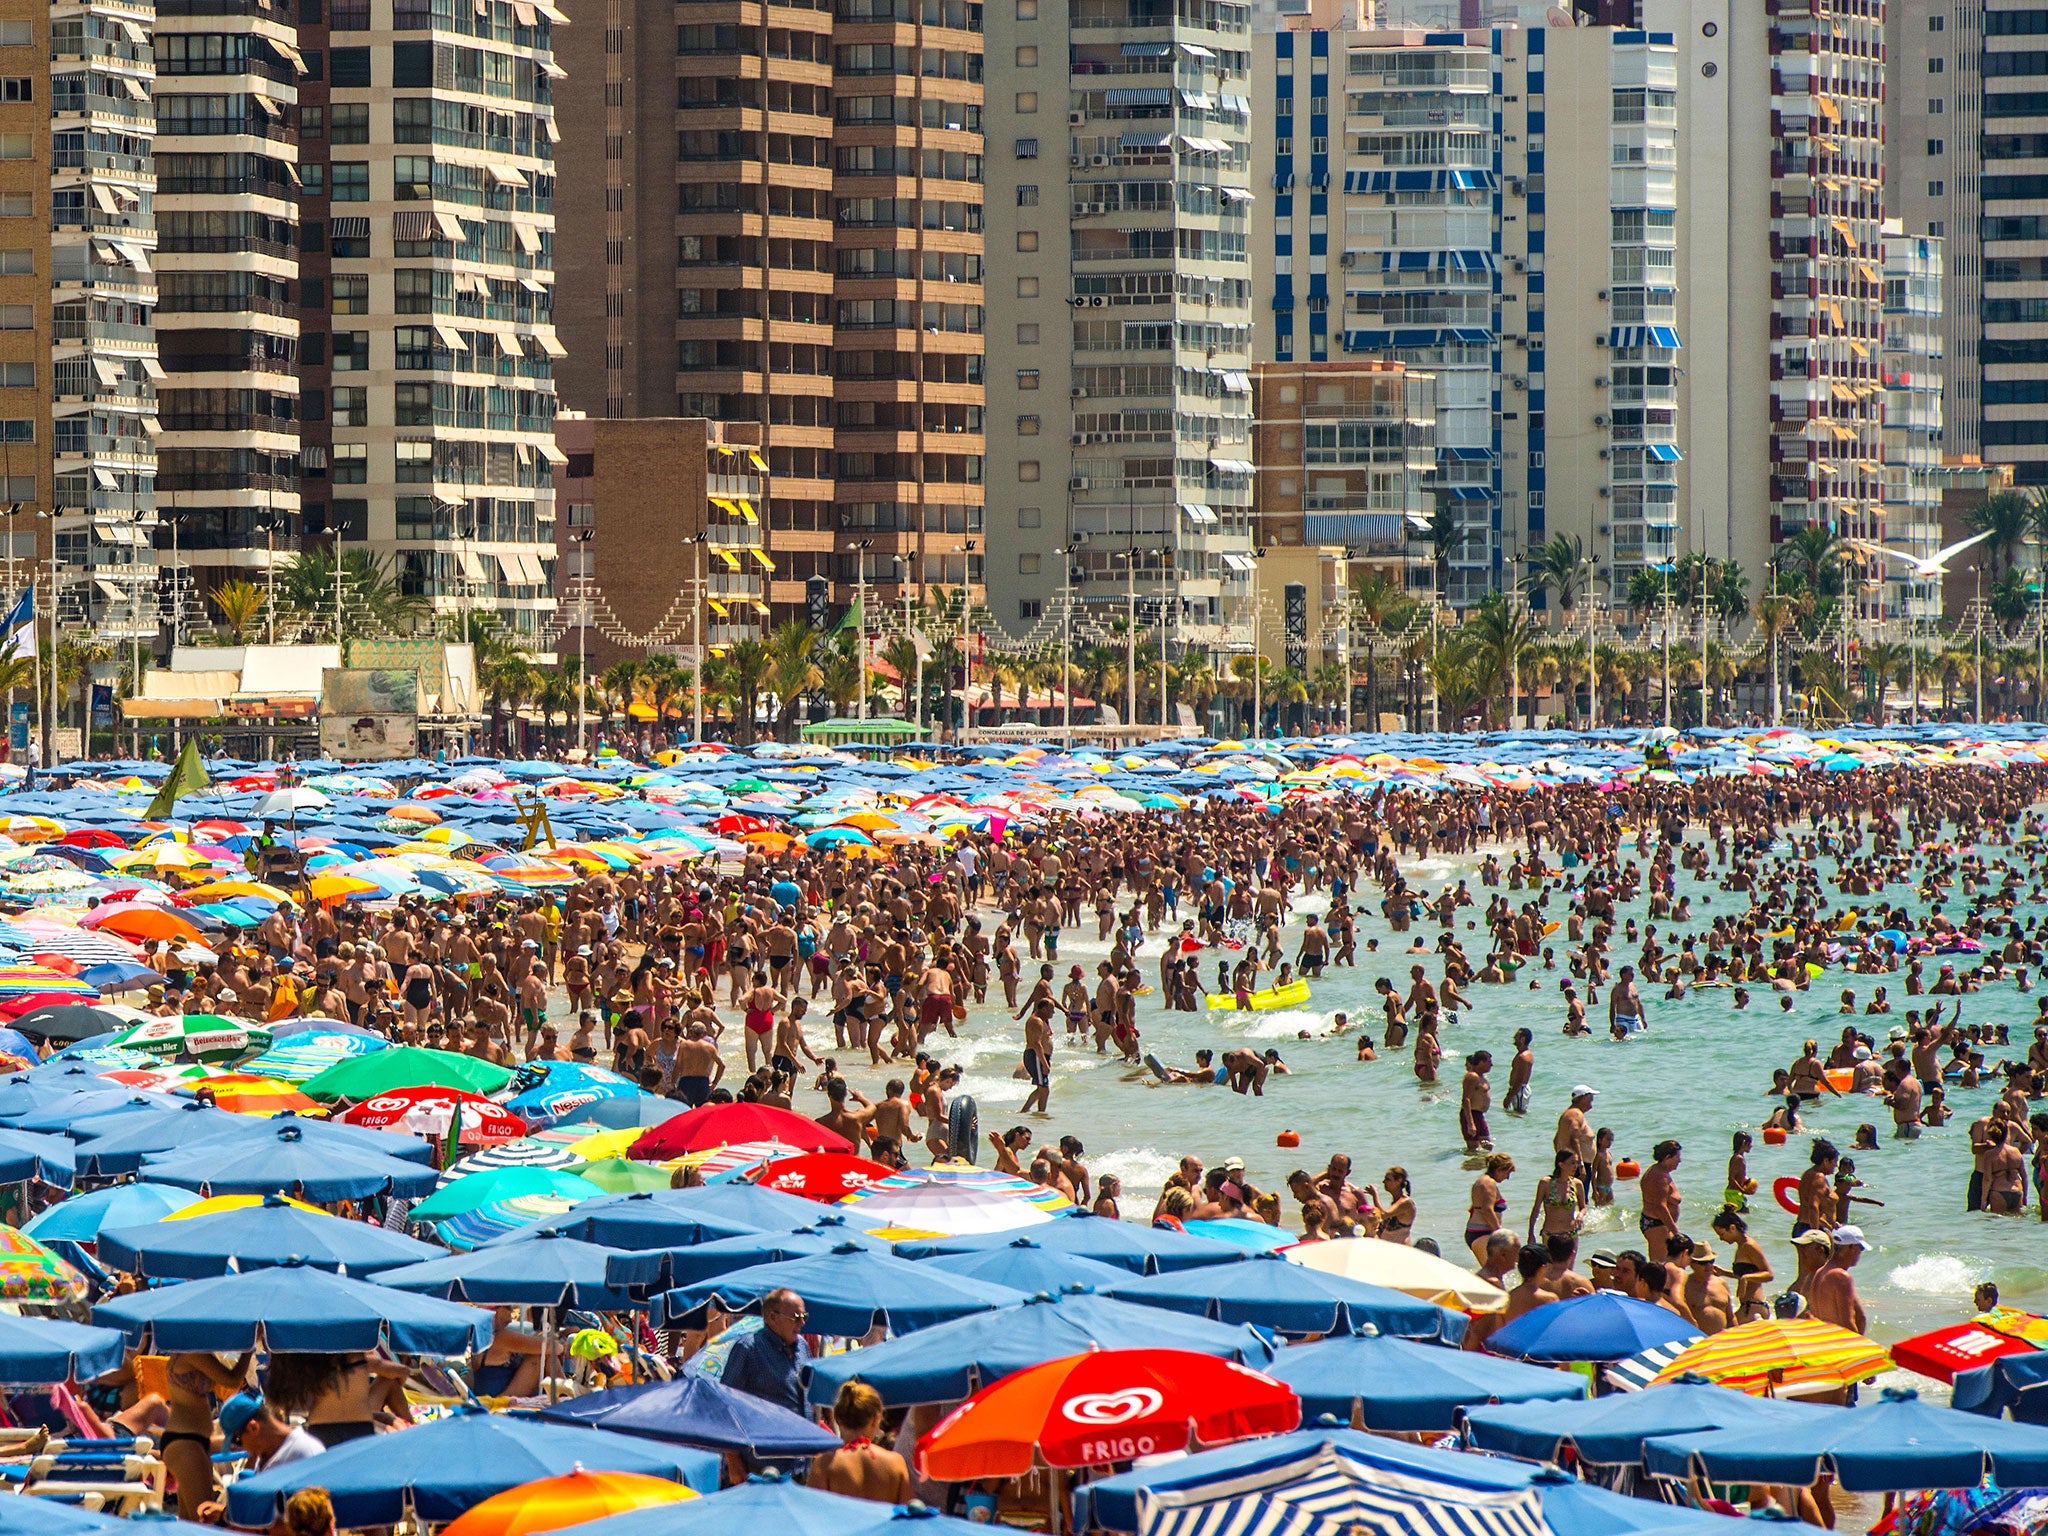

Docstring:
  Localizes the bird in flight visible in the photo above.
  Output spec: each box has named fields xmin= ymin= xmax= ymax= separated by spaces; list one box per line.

xmin=1844 ymin=529 xmax=1995 ymax=579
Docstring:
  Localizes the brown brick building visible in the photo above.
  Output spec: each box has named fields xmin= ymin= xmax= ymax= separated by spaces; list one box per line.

xmin=551 ymin=0 xmax=984 ymax=633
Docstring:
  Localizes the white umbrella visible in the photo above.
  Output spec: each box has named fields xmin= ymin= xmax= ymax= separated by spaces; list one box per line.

xmin=254 ymin=788 xmax=330 ymax=819
xmin=1285 ymin=1236 xmax=1508 ymax=1312
xmin=841 ymin=1182 xmax=1054 ymax=1236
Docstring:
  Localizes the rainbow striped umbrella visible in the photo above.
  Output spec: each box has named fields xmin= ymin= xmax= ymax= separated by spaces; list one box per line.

xmin=845 ymin=1162 xmax=1076 ymax=1215
xmin=0 ymin=967 xmax=98 ymax=998
xmin=0 ymin=1228 xmax=86 ymax=1302
xmin=241 ymin=1031 xmax=387 ymax=1084
xmin=435 ymin=1193 xmax=585 ymax=1251
xmin=1645 ymin=1317 xmax=1893 ymax=1397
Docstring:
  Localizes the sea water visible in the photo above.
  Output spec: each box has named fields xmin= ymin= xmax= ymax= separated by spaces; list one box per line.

xmin=832 ymin=839 xmax=2048 ymax=1343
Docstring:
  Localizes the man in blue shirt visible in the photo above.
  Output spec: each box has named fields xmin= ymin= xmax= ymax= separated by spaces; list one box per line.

xmin=719 ymin=1287 xmax=812 ymax=1416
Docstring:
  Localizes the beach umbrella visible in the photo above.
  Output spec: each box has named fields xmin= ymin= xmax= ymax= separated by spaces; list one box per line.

xmin=916 ymin=1349 xmax=1299 ymax=1478
xmin=76 ymin=959 xmax=159 ymax=993
xmin=572 ymin=1157 xmax=677 ymax=1195
xmin=449 ymin=1140 xmax=588 ymax=1177
xmin=540 ymin=1477 xmax=988 ymax=1536
xmin=918 ymin=1240 xmax=1133 ymax=1297
xmin=253 ymin=787 xmax=329 ymax=819
xmin=226 ymin=1407 xmax=720 ymax=1530
xmin=0 ymin=1125 xmax=77 ymax=1185
xmin=78 ymin=905 xmax=203 ymax=944
xmin=96 ymin=1193 xmax=441 ymax=1278
xmin=1465 ymin=1377 xmax=1825 ymax=1466
xmin=657 ymin=1243 xmax=1023 ymax=1335
xmin=95 ymin=1256 xmax=494 ymax=1354
xmin=1101 ymin=1251 xmax=1461 ymax=1341
xmin=805 ymin=1292 xmax=1274 ymax=1409
xmin=502 ymin=1067 xmax=644 ymax=1126
xmin=0 ymin=1227 xmax=87 ymax=1302
xmin=440 ymin=1469 xmax=696 ymax=1536
xmin=1895 ymin=1318 xmax=2043 ymax=1384
xmin=892 ymin=1217 xmax=1244 ymax=1275
xmin=1482 ymin=1292 xmax=1700 ymax=1364
xmin=1179 ymin=1218 xmax=1299 ymax=1253
xmin=534 ymin=1375 xmax=841 ymax=1459
xmin=375 ymin=1228 xmax=638 ymax=1309
xmin=14 ymin=1090 xmax=185 ymax=1136
xmin=0 ymin=1313 xmax=128 ymax=1384
xmin=630 ymin=1103 xmax=851 ymax=1159
xmin=1284 ymin=1237 xmax=1508 ymax=1312
xmin=142 ymin=1120 xmax=440 ymax=1200
xmin=1643 ymin=1386 xmax=2048 ymax=1492
xmin=750 ymin=1152 xmax=893 ymax=1202
xmin=572 ymin=1094 xmax=695 ymax=1131
xmin=240 ymin=1030 xmax=386 ymax=1084
xmin=504 ymin=1184 xmax=811 ymax=1250
xmin=607 ymin=1219 xmax=892 ymax=1291
xmin=410 ymin=1166 xmax=608 ymax=1223
xmin=435 ymin=1194 xmax=590 ymax=1252
xmin=0 ymin=1065 xmax=117 ymax=1116
xmin=837 ymin=1182 xmax=1053 ymax=1236
xmin=1264 ymin=1331 xmax=1587 ymax=1432
xmin=1638 ymin=1317 xmax=1892 ymax=1397
xmin=107 ymin=1014 xmax=271 ymax=1062
xmin=301 ymin=1045 xmax=515 ymax=1100
xmin=23 ymin=1180 xmax=199 ymax=1248
xmin=337 ymin=1085 xmax=529 ymax=1144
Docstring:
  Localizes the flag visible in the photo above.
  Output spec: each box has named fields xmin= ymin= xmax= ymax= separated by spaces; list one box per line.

xmin=834 ymin=597 xmax=862 ymax=635
xmin=0 ymin=587 xmax=31 ymax=660
xmin=145 ymin=737 xmax=210 ymax=820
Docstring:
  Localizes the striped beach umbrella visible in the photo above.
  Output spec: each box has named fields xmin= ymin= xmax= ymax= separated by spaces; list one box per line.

xmin=845 ymin=1163 xmax=1075 ymax=1216
xmin=435 ymin=1193 xmax=587 ymax=1251
xmin=1638 ymin=1317 xmax=1893 ymax=1397
xmin=240 ymin=1031 xmax=387 ymax=1084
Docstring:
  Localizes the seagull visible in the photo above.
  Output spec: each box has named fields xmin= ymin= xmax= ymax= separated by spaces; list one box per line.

xmin=1843 ymin=529 xmax=1995 ymax=579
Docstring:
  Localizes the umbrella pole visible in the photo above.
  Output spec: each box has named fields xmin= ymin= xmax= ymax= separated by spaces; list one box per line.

xmin=543 ymin=1308 xmax=557 ymax=1403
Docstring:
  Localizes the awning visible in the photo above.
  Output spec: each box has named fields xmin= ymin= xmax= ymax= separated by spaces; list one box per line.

xmin=1181 ymin=502 xmax=1218 ymax=524
xmin=92 ymin=358 xmax=123 ymax=386
xmin=520 ymin=276 xmax=548 ymax=293
xmin=1106 ymin=87 xmax=1171 ymax=106
xmin=1446 ymin=486 xmax=1491 ymax=501
xmin=1443 ymin=446 xmax=1494 ymax=462
xmin=1180 ymin=136 xmax=1230 ymax=153
xmin=1380 ymin=249 xmax=1494 ymax=273
xmin=392 ymin=211 xmax=434 ymax=242
xmin=537 ymin=440 xmax=567 ymax=465
xmin=91 ymin=184 xmax=119 ymax=214
xmin=121 ymin=78 xmax=146 ymax=100
xmin=142 ymin=415 xmax=161 ymax=436
xmin=1121 ymin=40 xmax=1170 ymax=55
xmin=714 ymin=547 xmax=741 ymax=570
xmin=533 ymin=328 xmax=567 ymax=358
xmin=1220 ymin=553 xmax=1257 ymax=573
xmin=748 ymin=546 xmax=775 ymax=572
xmin=140 ymin=356 xmax=166 ymax=380
xmin=489 ymin=164 xmax=529 ymax=189
xmin=1180 ymin=91 xmax=1214 ymax=110
xmin=1181 ymin=42 xmax=1215 ymax=56
xmin=1608 ymin=326 xmax=1681 ymax=349
xmin=1343 ymin=327 xmax=1492 ymax=350
xmin=272 ymin=37 xmax=307 ymax=72
xmin=433 ymin=322 xmax=468 ymax=350
xmin=534 ymin=0 xmax=567 ymax=18
xmin=253 ymin=92 xmax=281 ymax=118
xmin=542 ymin=115 xmax=562 ymax=143
xmin=1220 ymin=187 xmax=1254 ymax=204
xmin=494 ymin=553 xmax=522 ymax=583
xmin=541 ymin=59 xmax=566 ymax=79
xmin=93 ymin=578 xmax=126 ymax=602
xmin=1645 ymin=444 xmax=1683 ymax=462
xmin=118 ymin=19 xmax=146 ymax=41
xmin=747 ymin=450 xmax=767 ymax=472
xmin=513 ymin=223 xmax=543 ymax=254
xmin=331 ymin=216 xmax=371 ymax=239
xmin=1222 ymin=371 xmax=1250 ymax=394
xmin=113 ymin=241 xmax=150 ymax=273
xmin=92 ymin=466 xmax=119 ymax=490
xmin=1848 ymin=339 xmax=1869 ymax=357
xmin=1343 ymin=170 xmax=1495 ymax=193
xmin=1221 ymin=94 xmax=1251 ymax=114
xmin=434 ymin=211 xmax=467 ymax=242
xmin=1210 ymin=457 xmax=1255 ymax=474
xmin=706 ymin=598 xmax=730 ymax=618
xmin=734 ymin=498 xmax=758 ymax=524
xmin=1120 ymin=131 xmax=1172 ymax=149
xmin=1829 ymin=218 xmax=1854 ymax=240
xmin=460 ymin=552 xmax=491 ymax=583
xmin=513 ymin=0 xmax=536 ymax=22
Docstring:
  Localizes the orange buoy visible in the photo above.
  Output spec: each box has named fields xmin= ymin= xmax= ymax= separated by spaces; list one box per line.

xmin=1762 ymin=1126 xmax=1788 ymax=1146
xmin=1276 ymin=1129 xmax=1301 ymax=1148
xmin=1614 ymin=1158 xmax=1641 ymax=1180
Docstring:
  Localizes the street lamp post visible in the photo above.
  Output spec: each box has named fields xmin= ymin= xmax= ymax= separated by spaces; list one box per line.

xmin=688 ymin=532 xmax=707 ymax=743
xmin=1123 ymin=546 xmax=1138 ymax=730
xmin=1976 ymin=562 xmax=1985 ymax=722
xmin=569 ymin=528 xmax=593 ymax=755
xmin=849 ymin=537 xmax=872 ymax=722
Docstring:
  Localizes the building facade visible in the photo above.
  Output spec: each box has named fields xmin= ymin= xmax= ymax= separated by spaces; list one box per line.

xmin=151 ymin=0 xmax=299 ymax=607
xmin=550 ymin=0 xmax=985 ymax=646
xmin=0 ymin=0 xmax=46 ymax=620
xmin=1980 ymin=0 xmax=2048 ymax=488
xmin=1882 ymin=222 xmax=1944 ymax=620
xmin=981 ymin=0 xmax=1257 ymax=652
xmin=294 ymin=0 xmax=565 ymax=647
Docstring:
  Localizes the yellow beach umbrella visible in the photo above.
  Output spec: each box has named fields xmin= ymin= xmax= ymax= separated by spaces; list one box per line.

xmin=1646 ymin=1317 xmax=1892 ymax=1397
xmin=162 ymin=1193 xmax=328 ymax=1221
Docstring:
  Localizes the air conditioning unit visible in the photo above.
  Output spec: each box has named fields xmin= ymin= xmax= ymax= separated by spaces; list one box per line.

xmin=1072 ymin=433 xmax=1086 ymax=444
xmin=1090 ymin=154 xmax=1109 ymax=166
xmin=1598 ymin=447 xmax=1611 ymax=459
xmin=1069 ymin=110 xmax=1086 ymax=124
xmin=1598 ymin=487 xmax=1611 ymax=498
xmin=1506 ymin=176 xmax=1524 ymax=194
xmin=1593 ymin=414 xmax=1608 ymax=426
xmin=1594 ymin=334 xmax=1608 ymax=346
xmin=1089 ymin=294 xmax=1106 ymax=306
xmin=1339 ymin=251 xmax=1356 ymax=268
xmin=1510 ymin=258 xmax=1525 ymax=272
xmin=1073 ymin=296 xmax=1090 ymax=307
xmin=1072 ymin=386 xmax=1088 ymax=398
xmin=1596 ymin=522 xmax=1609 ymax=535
xmin=1597 ymin=289 xmax=1609 ymax=300
xmin=1071 ymin=476 xmax=1092 ymax=490
xmin=1594 ymin=375 xmax=1609 ymax=388
xmin=1509 ymin=376 xmax=1526 ymax=390
xmin=1069 ymin=154 xmax=1083 ymax=167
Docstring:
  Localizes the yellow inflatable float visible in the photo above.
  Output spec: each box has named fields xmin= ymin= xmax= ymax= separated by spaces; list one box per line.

xmin=1208 ymin=979 xmax=1313 ymax=1011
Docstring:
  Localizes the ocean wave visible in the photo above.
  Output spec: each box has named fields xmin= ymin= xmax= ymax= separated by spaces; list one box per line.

xmin=1090 ymin=1145 xmax=1181 ymax=1201
xmin=1886 ymin=1253 xmax=1991 ymax=1295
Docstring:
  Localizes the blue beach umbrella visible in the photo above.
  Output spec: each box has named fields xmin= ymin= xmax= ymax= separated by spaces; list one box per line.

xmin=1179 ymin=1217 xmax=1296 ymax=1252
xmin=225 ymin=1408 xmax=721 ymax=1529
xmin=94 ymin=1257 xmax=494 ymax=1355
xmin=501 ymin=1185 xmax=808 ymax=1249
xmin=804 ymin=1291 xmax=1273 ymax=1408
xmin=1264 ymin=1330 xmax=1586 ymax=1431
xmin=0 ymin=1125 xmax=77 ymax=1186
xmin=918 ymin=1240 xmax=1133 ymax=1296
xmin=545 ymin=1477 xmax=988 ymax=1536
xmin=141 ymin=1121 xmax=439 ymax=1199
xmin=892 ymin=1217 xmax=1244 ymax=1275
xmin=571 ymin=1095 xmax=695 ymax=1130
xmin=1643 ymin=1386 xmax=2048 ymax=1492
xmin=608 ymin=1219 xmax=892 ymax=1291
xmin=0 ymin=1500 xmax=212 ymax=1536
xmin=96 ymin=1194 xmax=442 ymax=1279
xmin=534 ymin=1375 xmax=841 ymax=1458
xmin=24 ymin=1180 xmax=199 ymax=1245
xmin=1101 ymin=1251 xmax=1462 ymax=1341
xmin=0 ymin=1314 xmax=128 ymax=1384
xmin=1483 ymin=1291 xmax=1704 ymax=1363
xmin=1465 ymin=1376 xmax=1822 ymax=1465
xmin=656 ymin=1243 xmax=1024 ymax=1335
xmin=14 ymin=1092 xmax=186 ymax=1136
xmin=0 ymin=1068 xmax=117 ymax=1120
xmin=375 ymin=1228 xmax=638 ymax=1309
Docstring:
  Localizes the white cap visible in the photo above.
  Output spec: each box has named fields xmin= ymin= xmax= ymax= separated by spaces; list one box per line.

xmin=1830 ymin=1225 xmax=1869 ymax=1249
xmin=1571 ymin=1084 xmax=1597 ymax=1099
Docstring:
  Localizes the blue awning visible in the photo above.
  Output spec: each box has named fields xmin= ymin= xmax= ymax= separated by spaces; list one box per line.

xmin=1342 ymin=327 xmax=1492 ymax=352
xmin=1645 ymin=444 xmax=1683 ymax=462
xmin=1648 ymin=325 xmax=1682 ymax=348
xmin=1443 ymin=446 xmax=1495 ymax=461
xmin=1106 ymin=86 xmax=1171 ymax=106
xmin=1380 ymin=250 xmax=1495 ymax=273
xmin=1446 ymin=486 xmax=1493 ymax=502
xmin=1121 ymin=40 xmax=1171 ymax=54
xmin=1610 ymin=326 xmax=1683 ymax=350
xmin=1343 ymin=170 xmax=1497 ymax=194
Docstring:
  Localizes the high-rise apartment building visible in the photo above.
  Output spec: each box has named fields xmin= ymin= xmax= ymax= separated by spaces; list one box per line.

xmin=1883 ymin=0 xmax=1978 ymax=460
xmin=51 ymin=0 xmax=158 ymax=637
xmin=1979 ymin=0 xmax=2048 ymax=488
xmin=152 ymin=0 xmax=299 ymax=605
xmin=1882 ymin=220 xmax=1945 ymax=618
xmin=0 ymin=0 xmax=46 ymax=619
xmin=295 ymin=0 xmax=565 ymax=646
xmin=981 ymin=0 xmax=1257 ymax=649
xmin=551 ymin=0 xmax=985 ymax=642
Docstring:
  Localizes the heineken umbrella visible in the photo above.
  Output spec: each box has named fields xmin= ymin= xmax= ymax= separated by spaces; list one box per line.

xmin=108 ymin=1014 xmax=272 ymax=1063
xmin=302 ymin=1045 xmax=515 ymax=1100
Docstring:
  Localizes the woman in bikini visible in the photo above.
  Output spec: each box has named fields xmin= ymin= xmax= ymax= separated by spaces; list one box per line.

xmin=161 ymin=1349 xmax=252 ymax=1518
xmin=1378 ymin=1165 xmax=1416 ymax=1245
xmin=1526 ymin=1148 xmax=1585 ymax=1245
xmin=809 ymin=1383 xmax=910 ymax=1504
xmin=469 ymin=1307 xmax=550 ymax=1399
xmin=1711 ymin=1207 xmax=1775 ymax=1322
xmin=1466 ymin=1153 xmax=1514 ymax=1262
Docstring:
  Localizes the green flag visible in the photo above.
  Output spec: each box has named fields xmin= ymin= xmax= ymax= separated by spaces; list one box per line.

xmin=834 ymin=597 xmax=862 ymax=635
xmin=144 ymin=738 xmax=210 ymax=821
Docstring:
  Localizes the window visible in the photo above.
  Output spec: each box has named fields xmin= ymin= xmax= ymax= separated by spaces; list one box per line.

xmin=332 ymin=443 xmax=368 ymax=483
xmin=0 ymin=250 xmax=27 ymax=275
xmin=1016 ymin=184 xmax=1038 ymax=206
xmin=1018 ymin=415 xmax=1040 ymax=435
xmin=330 ymin=46 xmax=370 ymax=87
xmin=1930 ymin=97 xmax=1944 ymax=112
xmin=1018 ymin=553 xmax=1041 ymax=573
xmin=1016 ymin=323 xmax=1038 ymax=343
xmin=301 ymin=105 xmax=324 ymax=139
xmin=331 ymin=386 xmax=367 ymax=425
xmin=1016 ymin=45 xmax=1037 ymax=65
xmin=0 ymin=420 xmax=29 ymax=442
xmin=1017 ymin=368 xmax=1039 ymax=388
xmin=1929 ymin=179 xmax=1945 ymax=194
xmin=0 ymin=306 xmax=29 ymax=329
xmin=332 ymin=330 xmax=369 ymax=370
xmin=1015 ymin=136 xmax=1037 ymax=158
xmin=395 ymin=381 xmax=433 ymax=424
xmin=1018 ymin=460 xmax=1040 ymax=481
xmin=300 ymin=333 xmax=326 ymax=366
xmin=392 ymin=41 xmax=434 ymax=88
xmin=0 ymin=363 xmax=29 ymax=386
xmin=0 ymin=79 xmax=30 ymax=102
xmin=1930 ymin=220 xmax=1946 ymax=235
xmin=0 ymin=22 xmax=27 ymax=43
xmin=0 ymin=194 xmax=27 ymax=217
xmin=1015 ymin=90 xmax=1037 ymax=112
xmin=393 ymin=156 xmax=432 ymax=199
xmin=394 ymin=441 xmax=433 ymax=481
xmin=300 ymin=163 xmax=326 ymax=195
xmin=1929 ymin=13 xmax=1943 ymax=27
xmin=0 ymin=134 xmax=28 ymax=160
xmin=1928 ymin=56 xmax=1944 ymax=71
xmin=1017 ymin=276 xmax=1038 ymax=297
xmin=1017 ymin=230 xmax=1038 ymax=250
xmin=332 ymin=273 xmax=368 ymax=313
xmin=1017 ymin=0 xmax=1036 ymax=13
xmin=1019 ymin=598 xmax=1042 ymax=620
xmin=330 ymin=162 xmax=369 ymax=200
xmin=331 ymin=103 xmax=368 ymax=143
xmin=1017 ymin=506 xmax=1041 ymax=528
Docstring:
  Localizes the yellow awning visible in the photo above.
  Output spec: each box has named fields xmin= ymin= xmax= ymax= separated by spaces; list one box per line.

xmin=734 ymin=499 xmax=758 ymax=524
xmin=751 ymin=601 xmax=772 ymax=616
xmin=748 ymin=546 xmax=775 ymax=572
xmin=709 ymin=497 xmax=736 ymax=515
xmin=1848 ymin=339 xmax=1868 ymax=357
xmin=714 ymin=547 xmax=741 ymax=569
xmin=1831 ymin=383 xmax=1856 ymax=401
xmin=747 ymin=451 xmax=768 ymax=473
xmin=1818 ymin=97 xmax=1842 ymax=123
xmin=1830 ymin=218 xmax=1853 ymax=239
xmin=707 ymin=598 xmax=730 ymax=617
xmin=1857 ymin=262 xmax=1881 ymax=282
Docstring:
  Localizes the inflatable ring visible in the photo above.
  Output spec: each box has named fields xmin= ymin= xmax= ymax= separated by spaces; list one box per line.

xmin=1773 ymin=1175 xmax=1801 ymax=1216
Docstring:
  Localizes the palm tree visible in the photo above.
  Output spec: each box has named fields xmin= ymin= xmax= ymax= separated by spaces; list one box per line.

xmin=1776 ymin=523 xmax=1850 ymax=601
xmin=600 ymin=659 xmax=643 ymax=726
xmin=53 ymin=638 xmax=111 ymax=755
xmin=534 ymin=667 xmax=576 ymax=751
xmin=1971 ymin=489 xmax=2034 ymax=577
xmin=766 ymin=621 xmax=820 ymax=741
xmin=1859 ymin=639 xmax=1910 ymax=720
xmin=1990 ymin=567 xmax=2033 ymax=627
xmin=481 ymin=653 xmax=540 ymax=753
xmin=276 ymin=549 xmax=426 ymax=643
xmin=1457 ymin=593 xmax=1539 ymax=725
xmin=1310 ymin=660 xmax=1349 ymax=727
xmin=1172 ymin=655 xmax=1217 ymax=728
xmin=641 ymin=653 xmax=686 ymax=733
xmin=1711 ymin=560 xmax=1750 ymax=624
xmin=1520 ymin=532 xmax=1587 ymax=618
xmin=1077 ymin=643 xmax=1120 ymax=723
xmin=208 ymin=580 xmax=266 ymax=644
xmin=721 ymin=636 xmax=772 ymax=744
xmin=1418 ymin=502 xmax=1463 ymax=609
xmin=819 ymin=634 xmax=862 ymax=718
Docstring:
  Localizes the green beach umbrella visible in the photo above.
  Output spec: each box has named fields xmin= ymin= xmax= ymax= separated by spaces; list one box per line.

xmin=407 ymin=1166 xmax=607 ymax=1223
xmin=301 ymin=1046 xmax=514 ymax=1102
xmin=568 ymin=1157 xmax=674 ymax=1194
xmin=109 ymin=1015 xmax=272 ymax=1064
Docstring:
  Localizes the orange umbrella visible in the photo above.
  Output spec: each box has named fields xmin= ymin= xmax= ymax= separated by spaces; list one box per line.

xmin=195 ymin=1075 xmax=319 ymax=1116
xmin=438 ymin=1469 xmax=694 ymax=1536
xmin=80 ymin=905 xmax=205 ymax=944
xmin=916 ymin=1348 xmax=1300 ymax=1479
